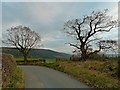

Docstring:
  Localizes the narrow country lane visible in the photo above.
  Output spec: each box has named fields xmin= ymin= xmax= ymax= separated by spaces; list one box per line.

xmin=19 ymin=65 xmax=90 ymax=88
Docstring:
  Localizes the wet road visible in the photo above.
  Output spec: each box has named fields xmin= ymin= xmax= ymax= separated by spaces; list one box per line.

xmin=19 ymin=65 xmax=89 ymax=88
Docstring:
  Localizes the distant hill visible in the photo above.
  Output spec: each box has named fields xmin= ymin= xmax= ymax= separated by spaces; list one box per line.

xmin=1 ymin=47 xmax=71 ymax=59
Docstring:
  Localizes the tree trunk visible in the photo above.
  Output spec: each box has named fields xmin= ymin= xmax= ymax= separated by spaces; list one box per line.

xmin=81 ymin=53 xmax=87 ymax=61
xmin=81 ymin=45 xmax=87 ymax=61
xmin=23 ymin=54 xmax=27 ymax=64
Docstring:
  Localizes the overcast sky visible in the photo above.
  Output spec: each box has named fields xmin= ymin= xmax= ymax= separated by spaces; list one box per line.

xmin=1 ymin=0 xmax=120 ymax=2
xmin=2 ymin=2 xmax=118 ymax=54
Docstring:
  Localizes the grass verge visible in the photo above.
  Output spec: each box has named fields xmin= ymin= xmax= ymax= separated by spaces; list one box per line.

xmin=7 ymin=67 xmax=24 ymax=88
xmin=40 ymin=60 xmax=120 ymax=89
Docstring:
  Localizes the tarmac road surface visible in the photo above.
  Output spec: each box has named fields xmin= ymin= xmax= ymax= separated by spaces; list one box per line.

xmin=19 ymin=65 xmax=90 ymax=88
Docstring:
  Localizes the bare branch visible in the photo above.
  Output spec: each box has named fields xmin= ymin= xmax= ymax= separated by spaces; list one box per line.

xmin=63 ymin=9 xmax=118 ymax=60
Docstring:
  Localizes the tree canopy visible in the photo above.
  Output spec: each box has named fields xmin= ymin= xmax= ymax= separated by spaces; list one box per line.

xmin=4 ymin=25 xmax=41 ymax=63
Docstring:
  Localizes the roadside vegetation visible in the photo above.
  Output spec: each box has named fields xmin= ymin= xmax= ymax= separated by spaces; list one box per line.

xmin=2 ymin=54 xmax=24 ymax=88
xmin=40 ymin=59 xmax=119 ymax=88
xmin=7 ymin=67 xmax=24 ymax=88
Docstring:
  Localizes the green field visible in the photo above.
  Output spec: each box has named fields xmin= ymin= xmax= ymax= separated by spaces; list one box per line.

xmin=16 ymin=58 xmax=40 ymax=61
xmin=15 ymin=58 xmax=56 ymax=63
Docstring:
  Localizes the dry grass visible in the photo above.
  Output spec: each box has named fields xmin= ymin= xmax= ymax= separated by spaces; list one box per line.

xmin=41 ymin=60 xmax=119 ymax=88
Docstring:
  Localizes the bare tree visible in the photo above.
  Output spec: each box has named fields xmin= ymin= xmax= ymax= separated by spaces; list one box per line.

xmin=63 ymin=9 xmax=117 ymax=60
xmin=99 ymin=40 xmax=118 ymax=54
xmin=3 ymin=25 xmax=41 ymax=63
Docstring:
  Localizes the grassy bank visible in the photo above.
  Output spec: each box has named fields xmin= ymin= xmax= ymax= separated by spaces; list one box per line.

xmin=7 ymin=67 xmax=24 ymax=88
xmin=2 ymin=54 xmax=24 ymax=88
xmin=40 ymin=60 xmax=120 ymax=88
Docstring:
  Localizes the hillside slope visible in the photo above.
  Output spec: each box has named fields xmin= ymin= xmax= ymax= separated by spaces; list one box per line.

xmin=1 ymin=47 xmax=71 ymax=59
